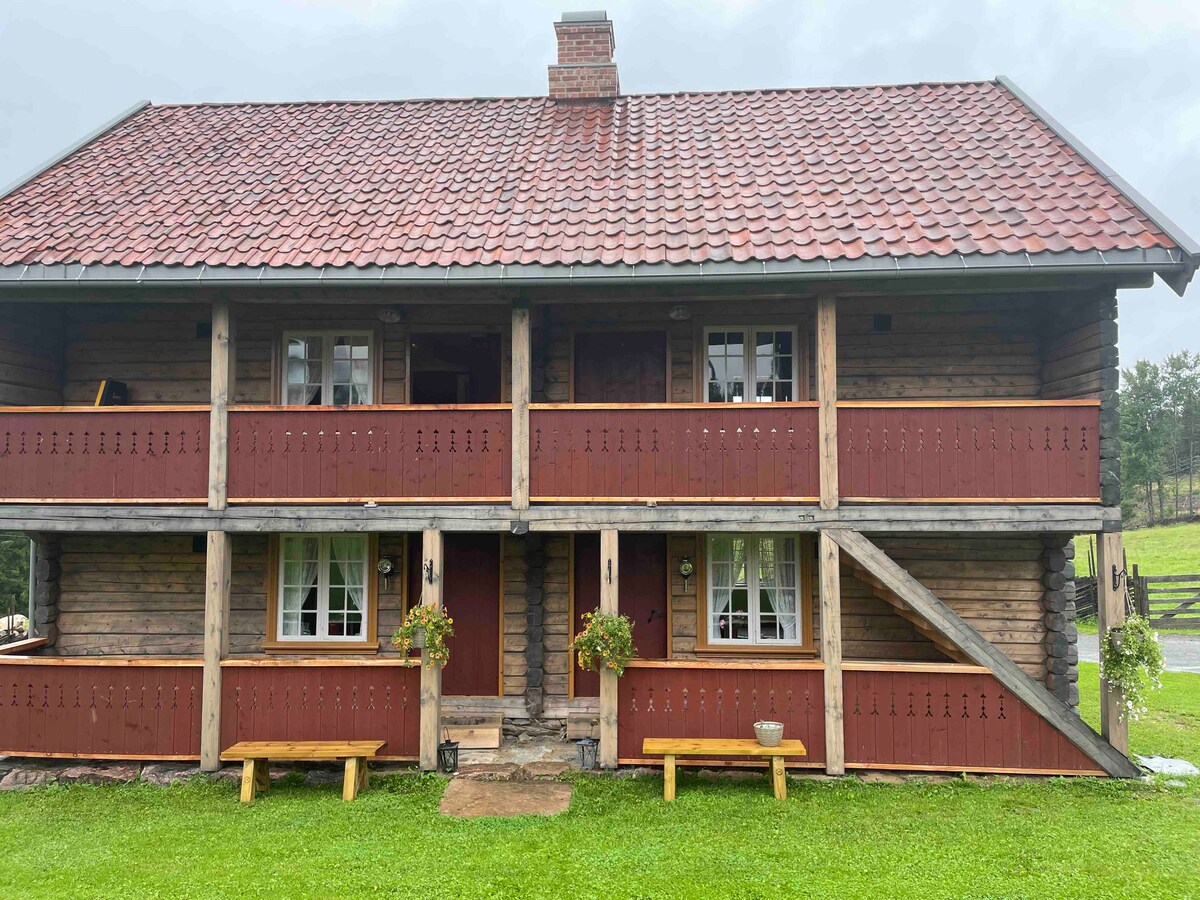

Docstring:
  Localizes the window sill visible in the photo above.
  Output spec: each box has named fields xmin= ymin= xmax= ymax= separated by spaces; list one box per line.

xmin=693 ymin=644 xmax=817 ymax=657
xmin=262 ymin=640 xmax=381 ymax=655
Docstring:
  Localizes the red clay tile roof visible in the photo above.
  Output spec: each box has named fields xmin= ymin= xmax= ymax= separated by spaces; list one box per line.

xmin=0 ymin=81 xmax=1179 ymax=270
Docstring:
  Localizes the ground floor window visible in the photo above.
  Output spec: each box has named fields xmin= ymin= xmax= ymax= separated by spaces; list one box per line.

xmin=276 ymin=534 xmax=371 ymax=642
xmin=706 ymin=534 xmax=804 ymax=646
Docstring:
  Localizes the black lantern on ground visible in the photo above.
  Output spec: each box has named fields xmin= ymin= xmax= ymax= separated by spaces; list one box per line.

xmin=576 ymin=737 xmax=599 ymax=770
xmin=438 ymin=732 xmax=460 ymax=773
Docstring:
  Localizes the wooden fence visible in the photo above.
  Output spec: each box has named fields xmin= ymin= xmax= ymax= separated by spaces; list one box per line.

xmin=1132 ymin=571 xmax=1200 ymax=630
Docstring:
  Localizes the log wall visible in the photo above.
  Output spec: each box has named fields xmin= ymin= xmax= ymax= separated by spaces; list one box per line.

xmin=663 ymin=533 xmax=1049 ymax=679
xmin=0 ymin=303 xmax=63 ymax=405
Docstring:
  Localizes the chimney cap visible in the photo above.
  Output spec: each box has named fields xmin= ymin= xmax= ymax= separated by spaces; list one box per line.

xmin=559 ymin=10 xmax=608 ymax=23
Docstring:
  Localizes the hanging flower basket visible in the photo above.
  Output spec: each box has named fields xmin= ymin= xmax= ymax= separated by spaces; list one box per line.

xmin=1100 ymin=614 xmax=1163 ymax=721
xmin=392 ymin=606 xmax=453 ymax=667
xmin=571 ymin=611 xmax=636 ymax=676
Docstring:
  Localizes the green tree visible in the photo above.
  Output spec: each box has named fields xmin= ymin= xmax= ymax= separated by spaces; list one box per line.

xmin=0 ymin=531 xmax=30 ymax=624
xmin=1120 ymin=360 xmax=1168 ymax=523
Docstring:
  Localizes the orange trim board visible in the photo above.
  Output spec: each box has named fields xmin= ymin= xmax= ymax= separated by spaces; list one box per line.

xmin=841 ymin=497 xmax=1102 ymax=505
xmin=231 ymin=403 xmax=512 ymax=412
xmin=228 ymin=497 xmax=511 ymax=505
xmin=836 ymin=399 xmax=1101 ymax=409
xmin=0 ymin=405 xmax=211 ymax=414
xmin=531 ymin=402 xmax=820 ymax=410
xmin=0 ymin=498 xmax=208 ymax=505
xmin=531 ymin=496 xmax=821 ymax=504
xmin=0 ymin=656 xmax=202 ymax=667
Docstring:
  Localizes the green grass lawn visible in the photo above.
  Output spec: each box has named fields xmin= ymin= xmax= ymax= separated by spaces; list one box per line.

xmin=1075 ymin=521 xmax=1200 ymax=578
xmin=1 ymin=670 xmax=1198 ymax=899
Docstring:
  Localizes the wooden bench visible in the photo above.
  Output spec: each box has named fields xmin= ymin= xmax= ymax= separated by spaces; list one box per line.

xmin=221 ymin=740 xmax=386 ymax=803
xmin=642 ymin=738 xmax=808 ymax=801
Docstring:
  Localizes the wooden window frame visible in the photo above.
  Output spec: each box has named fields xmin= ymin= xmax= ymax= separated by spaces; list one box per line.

xmin=693 ymin=533 xmax=816 ymax=657
xmin=263 ymin=533 xmax=380 ymax=654
xmin=278 ymin=329 xmax=378 ymax=406
xmin=700 ymin=324 xmax=801 ymax=404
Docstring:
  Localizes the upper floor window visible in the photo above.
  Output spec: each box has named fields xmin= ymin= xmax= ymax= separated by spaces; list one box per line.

xmin=704 ymin=326 xmax=797 ymax=402
xmin=283 ymin=332 xmax=373 ymax=405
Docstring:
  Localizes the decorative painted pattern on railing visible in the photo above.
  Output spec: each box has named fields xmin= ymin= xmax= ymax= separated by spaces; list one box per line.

xmin=219 ymin=662 xmax=420 ymax=759
xmin=617 ymin=662 xmax=826 ymax=765
xmin=0 ymin=660 xmax=202 ymax=759
xmin=0 ymin=408 xmax=209 ymax=501
xmin=530 ymin=405 xmax=820 ymax=501
xmin=227 ymin=406 xmax=511 ymax=501
xmin=843 ymin=667 xmax=1103 ymax=773
xmin=837 ymin=403 xmax=1101 ymax=501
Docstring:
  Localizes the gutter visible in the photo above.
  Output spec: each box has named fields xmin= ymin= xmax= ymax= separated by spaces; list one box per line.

xmin=997 ymin=76 xmax=1200 ymax=296
xmin=0 ymin=246 xmax=1185 ymax=290
xmin=0 ymin=100 xmax=151 ymax=202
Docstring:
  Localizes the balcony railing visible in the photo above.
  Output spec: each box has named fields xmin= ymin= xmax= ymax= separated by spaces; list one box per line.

xmin=0 ymin=400 xmax=1101 ymax=505
xmin=0 ymin=406 xmax=209 ymax=502
xmin=227 ymin=405 xmax=511 ymax=503
xmin=529 ymin=403 xmax=820 ymax=502
xmin=837 ymin=401 xmax=1101 ymax=502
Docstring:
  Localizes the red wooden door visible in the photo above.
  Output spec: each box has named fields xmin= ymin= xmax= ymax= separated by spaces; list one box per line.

xmin=407 ymin=533 xmax=501 ymax=696
xmin=573 ymin=331 xmax=667 ymax=402
xmin=572 ymin=534 xmax=669 ymax=697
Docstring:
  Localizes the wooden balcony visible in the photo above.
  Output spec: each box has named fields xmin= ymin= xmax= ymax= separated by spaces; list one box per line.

xmin=0 ymin=406 xmax=209 ymax=502
xmin=529 ymin=403 xmax=821 ymax=502
xmin=226 ymin=405 xmax=511 ymax=503
xmin=837 ymin=401 xmax=1101 ymax=503
xmin=0 ymin=400 xmax=1100 ymax=506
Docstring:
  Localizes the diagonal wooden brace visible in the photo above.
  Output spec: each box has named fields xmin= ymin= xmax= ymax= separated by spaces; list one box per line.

xmin=825 ymin=529 xmax=1140 ymax=778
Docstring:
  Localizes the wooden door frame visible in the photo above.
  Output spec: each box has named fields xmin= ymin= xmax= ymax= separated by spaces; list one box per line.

xmin=404 ymin=325 xmax=509 ymax=405
xmin=567 ymin=533 xmax=672 ymax=699
xmin=568 ymin=326 xmax=672 ymax=404
xmin=401 ymin=531 xmax=505 ymax=697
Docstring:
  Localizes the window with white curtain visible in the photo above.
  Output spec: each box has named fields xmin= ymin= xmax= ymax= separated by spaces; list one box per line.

xmin=703 ymin=326 xmax=797 ymax=402
xmin=278 ymin=535 xmax=369 ymax=641
xmin=282 ymin=332 xmax=373 ymax=405
xmin=706 ymin=534 xmax=801 ymax=645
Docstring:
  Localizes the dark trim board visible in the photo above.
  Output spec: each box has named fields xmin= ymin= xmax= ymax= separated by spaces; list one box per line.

xmin=0 ymin=503 xmax=1120 ymax=534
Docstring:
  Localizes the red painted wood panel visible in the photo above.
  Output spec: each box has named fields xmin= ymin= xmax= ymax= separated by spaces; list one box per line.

xmin=0 ymin=409 xmax=209 ymax=501
xmin=0 ymin=661 xmax=201 ymax=758
xmin=837 ymin=405 xmax=1100 ymax=500
xmin=617 ymin=664 xmax=826 ymax=765
xmin=227 ymin=407 xmax=511 ymax=501
xmin=573 ymin=534 xmax=669 ymax=698
xmin=219 ymin=663 xmax=420 ymax=759
xmin=530 ymin=406 xmax=819 ymax=500
xmin=843 ymin=669 xmax=1103 ymax=773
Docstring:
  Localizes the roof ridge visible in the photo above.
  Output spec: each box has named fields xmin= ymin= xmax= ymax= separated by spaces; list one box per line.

xmin=147 ymin=79 xmax=1001 ymax=110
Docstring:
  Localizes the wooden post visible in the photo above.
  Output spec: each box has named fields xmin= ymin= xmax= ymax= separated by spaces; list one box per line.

xmin=816 ymin=292 xmax=838 ymax=510
xmin=208 ymin=299 xmax=235 ymax=511
xmin=200 ymin=530 xmax=231 ymax=772
xmin=1096 ymin=531 xmax=1129 ymax=755
xmin=818 ymin=531 xmax=845 ymax=775
xmin=511 ymin=300 xmax=531 ymax=511
xmin=419 ymin=528 xmax=444 ymax=771
xmin=599 ymin=527 xmax=619 ymax=769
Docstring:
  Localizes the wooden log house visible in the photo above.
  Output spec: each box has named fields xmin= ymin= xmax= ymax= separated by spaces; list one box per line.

xmin=0 ymin=11 xmax=1195 ymax=778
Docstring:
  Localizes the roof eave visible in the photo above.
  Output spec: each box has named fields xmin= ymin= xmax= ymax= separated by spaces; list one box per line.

xmin=996 ymin=75 xmax=1200 ymax=297
xmin=0 ymin=247 xmax=1185 ymax=290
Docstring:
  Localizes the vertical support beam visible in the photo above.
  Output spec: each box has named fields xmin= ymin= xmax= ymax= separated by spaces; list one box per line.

xmin=1096 ymin=531 xmax=1128 ymax=755
xmin=419 ymin=528 xmax=444 ymax=771
xmin=816 ymin=292 xmax=838 ymax=510
xmin=207 ymin=298 xmax=235 ymax=511
xmin=599 ymin=528 xmax=619 ymax=769
xmin=818 ymin=531 xmax=845 ymax=774
xmin=511 ymin=299 xmax=531 ymax=511
xmin=200 ymin=530 xmax=231 ymax=772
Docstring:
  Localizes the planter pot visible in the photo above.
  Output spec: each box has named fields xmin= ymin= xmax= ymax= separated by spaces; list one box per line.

xmin=1108 ymin=628 xmax=1124 ymax=652
xmin=411 ymin=628 xmax=427 ymax=650
xmin=753 ymin=721 xmax=784 ymax=747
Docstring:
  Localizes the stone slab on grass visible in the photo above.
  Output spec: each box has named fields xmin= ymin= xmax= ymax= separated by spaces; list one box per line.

xmin=1137 ymin=755 xmax=1200 ymax=776
xmin=439 ymin=779 xmax=572 ymax=818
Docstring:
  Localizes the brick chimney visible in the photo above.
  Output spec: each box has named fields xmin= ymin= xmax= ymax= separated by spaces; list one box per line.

xmin=548 ymin=11 xmax=619 ymax=101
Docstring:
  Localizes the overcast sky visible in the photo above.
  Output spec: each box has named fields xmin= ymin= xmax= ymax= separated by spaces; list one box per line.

xmin=1 ymin=0 xmax=1196 ymax=364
